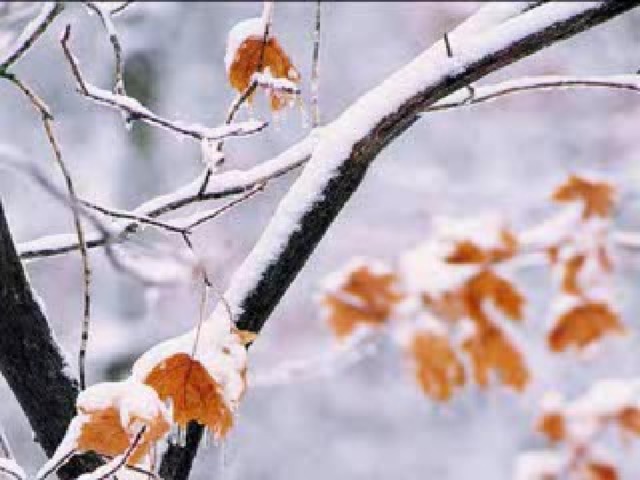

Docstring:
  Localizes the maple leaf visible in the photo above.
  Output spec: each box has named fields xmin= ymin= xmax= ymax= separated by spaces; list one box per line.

xmin=133 ymin=317 xmax=249 ymax=440
xmin=463 ymin=323 xmax=529 ymax=390
xmin=410 ymin=332 xmax=465 ymax=401
xmin=143 ymin=353 xmax=236 ymax=438
xmin=552 ymin=175 xmax=616 ymax=219
xmin=38 ymin=380 xmax=170 ymax=478
xmin=463 ymin=270 xmax=525 ymax=322
xmin=561 ymin=254 xmax=585 ymax=295
xmin=228 ymin=33 xmax=299 ymax=111
xmin=323 ymin=263 xmax=403 ymax=338
xmin=548 ymin=302 xmax=624 ymax=352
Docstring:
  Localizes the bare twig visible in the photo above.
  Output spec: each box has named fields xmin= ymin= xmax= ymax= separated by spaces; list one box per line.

xmin=0 ymin=2 xmax=63 ymax=72
xmin=60 ymin=25 xmax=267 ymax=142
xmin=310 ymin=0 xmax=322 ymax=127
xmin=91 ymin=427 xmax=146 ymax=480
xmin=110 ymin=1 xmax=135 ymax=16
xmin=1 ymin=72 xmax=93 ymax=391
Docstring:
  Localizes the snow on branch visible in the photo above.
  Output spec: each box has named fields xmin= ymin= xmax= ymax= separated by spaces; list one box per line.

xmin=60 ymin=25 xmax=267 ymax=142
xmin=17 ymin=132 xmax=320 ymax=260
xmin=427 ymin=74 xmax=640 ymax=112
xmin=0 ymin=2 xmax=63 ymax=72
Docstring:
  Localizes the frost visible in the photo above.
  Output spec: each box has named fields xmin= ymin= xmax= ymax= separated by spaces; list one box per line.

xmin=514 ymin=450 xmax=566 ymax=480
xmin=224 ymin=17 xmax=264 ymax=73
xmin=0 ymin=457 xmax=26 ymax=480
xmin=131 ymin=310 xmax=248 ymax=410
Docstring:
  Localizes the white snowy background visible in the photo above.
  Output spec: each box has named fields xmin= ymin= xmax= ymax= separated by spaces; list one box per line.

xmin=2 ymin=2 xmax=640 ymax=479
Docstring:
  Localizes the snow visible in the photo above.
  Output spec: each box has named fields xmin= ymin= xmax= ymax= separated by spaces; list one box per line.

xmin=131 ymin=310 xmax=248 ymax=410
xmin=0 ymin=2 xmax=59 ymax=68
xmin=514 ymin=450 xmax=566 ymax=480
xmin=0 ymin=457 xmax=25 ymax=480
xmin=399 ymin=240 xmax=479 ymax=297
xmin=224 ymin=17 xmax=265 ymax=73
xmin=432 ymin=214 xmax=509 ymax=250
xmin=431 ymin=74 xmax=640 ymax=111
xmin=77 ymin=379 xmax=170 ymax=428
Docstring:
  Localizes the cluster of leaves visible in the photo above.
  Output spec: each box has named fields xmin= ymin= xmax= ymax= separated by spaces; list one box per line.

xmin=516 ymin=378 xmax=640 ymax=480
xmin=39 ymin=319 xmax=252 ymax=478
xmin=318 ymin=175 xmax=624 ymax=402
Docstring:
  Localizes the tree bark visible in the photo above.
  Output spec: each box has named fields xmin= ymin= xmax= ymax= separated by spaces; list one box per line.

xmin=0 ymin=199 xmax=100 ymax=478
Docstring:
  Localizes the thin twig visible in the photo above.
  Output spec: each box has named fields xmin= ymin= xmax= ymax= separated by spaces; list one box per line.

xmin=60 ymin=24 xmax=267 ymax=142
xmin=0 ymin=2 xmax=63 ymax=72
xmin=1 ymin=72 xmax=93 ymax=391
xmin=426 ymin=74 xmax=640 ymax=113
xmin=84 ymin=2 xmax=126 ymax=96
xmin=310 ymin=0 xmax=322 ymax=127
xmin=36 ymin=449 xmax=77 ymax=480
xmin=198 ymin=0 xmax=275 ymax=195
xmin=110 ymin=1 xmax=135 ymax=16
xmin=81 ymin=199 xmax=190 ymax=234
xmin=92 ymin=427 xmax=146 ymax=480
xmin=181 ymin=182 xmax=265 ymax=230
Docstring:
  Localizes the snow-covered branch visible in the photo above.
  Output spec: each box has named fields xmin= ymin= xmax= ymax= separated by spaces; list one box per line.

xmin=17 ymin=132 xmax=319 ymax=260
xmin=60 ymin=25 xmax=267 ymax=142
xmin=427 ymin=74 xmax=640 ymax=112
xmin=0 ymin=2 xmax=63 ymax=72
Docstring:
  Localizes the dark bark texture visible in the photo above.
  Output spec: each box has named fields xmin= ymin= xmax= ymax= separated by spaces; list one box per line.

xmin=0 ymin=199 xmax=100 ymax=478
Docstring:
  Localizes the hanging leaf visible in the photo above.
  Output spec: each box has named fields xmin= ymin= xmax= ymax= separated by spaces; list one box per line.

xmin=410 ymin=332 xmax=466 ymax=401
xmin=548 ymin=302 xmax=624 ymax=352
xmin=322 ymin=263 xmax=403 ymax=338
xmin=463 ymin=323 xmax=529 ymax=391
xmin=552 ymin=175 xmax=616 ymax=219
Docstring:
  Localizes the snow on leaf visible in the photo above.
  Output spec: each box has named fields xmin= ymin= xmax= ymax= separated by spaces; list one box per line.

xmin=321 ymin=261 xmax=403 ymax=339
xmin=552 ymin=175 xmax=616 ymax=219
xmin=445 ymin=229 xmax=518 ymax=264
xmin=226 ymin=18 xmax=300 ymax=111
xmin=132 ymin=316 xmax=248 ymax=439
xmin=409 ymin=331 xmax=465 ymax=401
xmin=548 ymin=302 xmax=624 ymax=352
xmin=38 ymin=380 xmax=170 ymax=478
xmin=142 ymin=353 xmax=235 ymax=438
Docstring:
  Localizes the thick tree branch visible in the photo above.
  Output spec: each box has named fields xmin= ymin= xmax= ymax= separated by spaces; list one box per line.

xmin=159 ymin=1 xmax=640 ymax=477
xmin=0 ymin=200 xmax=100 ymax=478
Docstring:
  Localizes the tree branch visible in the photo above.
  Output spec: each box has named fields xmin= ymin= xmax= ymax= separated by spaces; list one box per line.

xmin=158 ymin=1 xmax=640 ymax=477
xmin=0 ymin=200 xmax=101 ymax=478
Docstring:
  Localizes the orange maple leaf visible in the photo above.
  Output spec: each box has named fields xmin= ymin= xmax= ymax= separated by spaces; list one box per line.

xmin=143 ymin=353 xmax=239 ymax=438
xmin=548 ymin=302 xmax=624 ymax=352
xmin=324 ymin=265 xmax=403 ymax=338
xmin=410 ymin=332 xmax=466 ymax=401
xmin=228 ymin=36 xmax=299 ymax=110
xmin=463 ymin=323 xmax=529 ymax=391
xmin=552 ymin=175 xmax=616 ymax=219
xmin=463 ymin=270 xmax=525 ymax=323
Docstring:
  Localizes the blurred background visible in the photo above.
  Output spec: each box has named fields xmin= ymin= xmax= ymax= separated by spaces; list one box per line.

xmin=2 ymin=2 xmax=640 ymax=478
